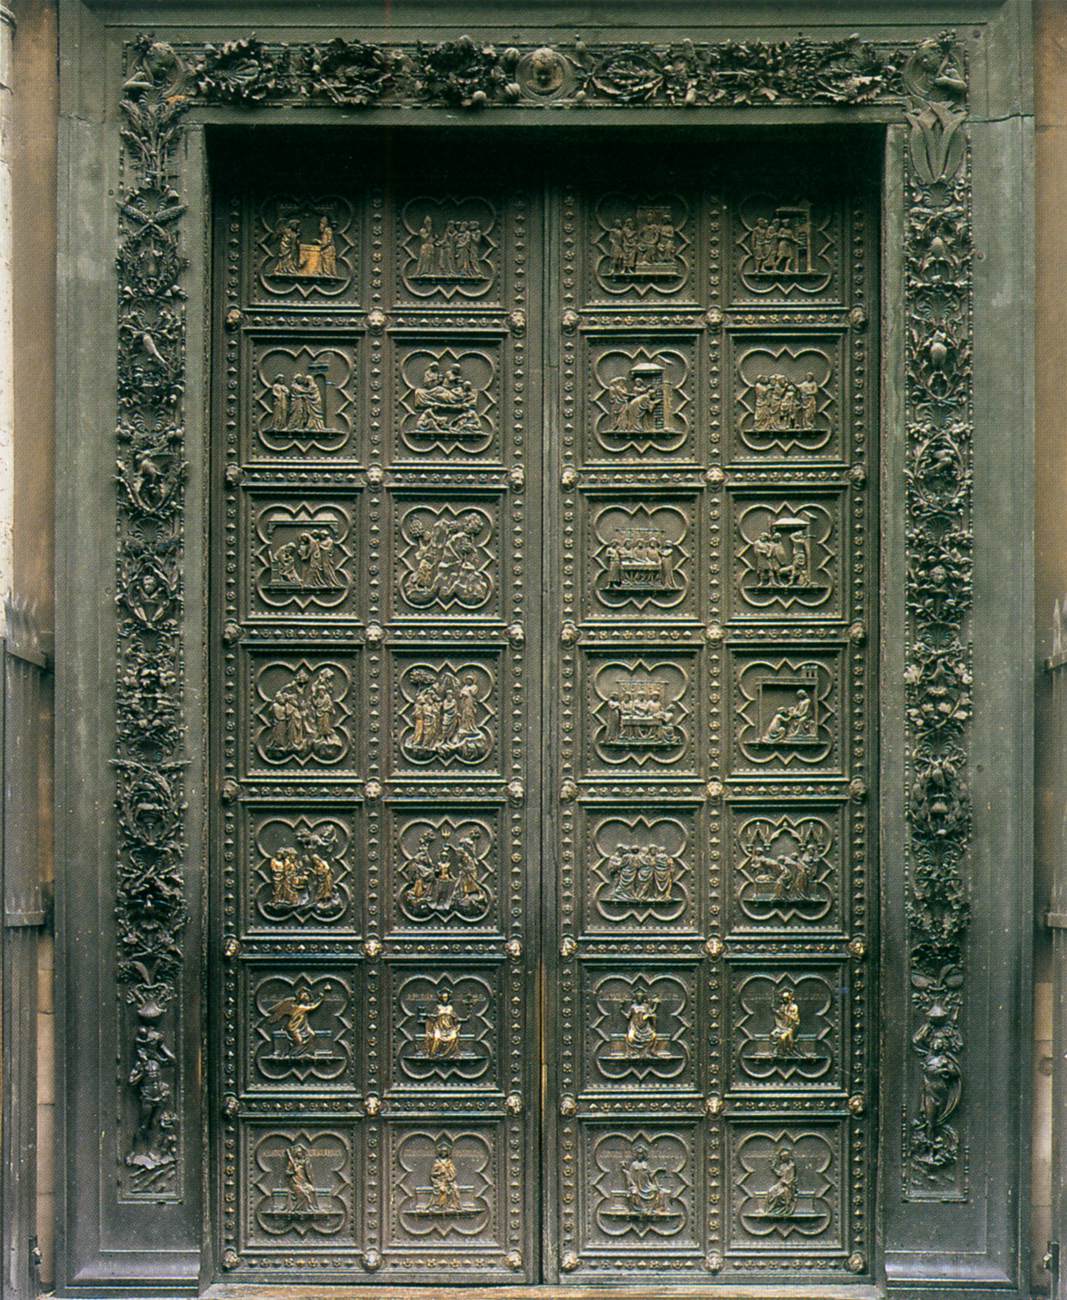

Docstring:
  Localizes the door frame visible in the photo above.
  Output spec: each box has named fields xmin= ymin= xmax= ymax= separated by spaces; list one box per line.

xmin=54 ymin=2 xmax=1034 ymax=1297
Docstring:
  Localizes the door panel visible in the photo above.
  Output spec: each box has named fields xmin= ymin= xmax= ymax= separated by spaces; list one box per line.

xmin=546 ymin=153 xmax=877 ymax=1282
xmin=215 ymin=152 xmax=541 ymax=1284
xmin=213 ymin=139 xmax=877 ymax=1287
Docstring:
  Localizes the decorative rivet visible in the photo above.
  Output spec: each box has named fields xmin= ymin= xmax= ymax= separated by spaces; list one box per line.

xmin=509 ymin=309 xmax=526 ymax=336
xmin=222 ymin=1094 xmax=239 ymax=1118
xmin=848 ymin=937 xmax=867 ymax=959
xmin=363 ymin=1249 xmax=382 ymax=1272
xmin=509 ymin=466 xmax=525 ymax=491
xmin=364 ymin=1093 xmax=381 ymax=1116
xmin=506 ymin=937 xmax=523 ymax=960
xmin=705 ymin=936 xmax=724 ymax=958
xmin=705 ymin=466 xmax=725 ymax=486
xmin=848 ymin=1094 xmax=865 ymax=1114
xmin=560 ymin=1094 xmax=577 ymax=1116
xmin=366 ymin=622 xmax=384 ymax=643
xmin=508 ymin=622 xmax=525 ymax=646
xmin=847 ymin=1252 xmax=866 ymax=1273
xmin=561 ymin=1250 xmax=579 ymax=1272
xmin=222 ymin=1249 xmax=240 ymax=1270
xmin=366 ymin=464 xmax=384 ymax=487
xmin=561 ymin=466 xmax=578 ymax=489
xmin=561 ymin=309 xmax=580 ymax=333
xmin=849 ymin=306 xmax=868 ymax=330
xmin=222 ymin=936 xmax=240 ymax=960
xmin=560 ymin=936 xmax=577 ymax=959
xmin=705 ymin=1095 xmax=724 ymax=1116
xmin=561 ymin=621 xmax=578 ymax=645
xmin=366 ymin=309 xmax=387 ymax=332
xmin=706 ymin=780 xmax=724 ymax=801
xmin=560 ymin=780 xmax=577 ymax=802
xmin=222 ymin=620 xmax=241 ymax=645
xmin=364 ymin=780 xmax=382 ymax=801
xmin=508 ymin=779 xmax=525 ymax=804
xmin=224 ymin=307 xmax=242 ymax=330
xmin=505 ymin=1250 xmax=523 ymax=1271
xmin=705 ymin=306 xmax=724 ymax=327
xmin=220 ymin=778 xmax=239 ymax=804
xmin=224 ymin=462 xmax=241 ymax=486
xmin=849 ymin=463 xmax=867 ymax=487
xmin=506 ymin=1092 xmax=523 ymax=1115
xmin=706 ymin=1252 xmax=723 ymax=1273
xmin=363 ymin=937 xmax=382 ymax=959
xmin=849 ymin=778 xmax=867 ymax=802
xmin=849 ymin=621 xmax=866 ymax=643
xmin=705 ymin=622 xmax=724 ymax=643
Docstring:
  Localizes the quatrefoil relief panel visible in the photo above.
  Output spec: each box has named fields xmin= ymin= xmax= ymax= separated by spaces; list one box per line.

xmin=245 ymin=650 xmax=360 ymax=777
xmin=725 ymin=963 xmax=844 ymax=1093
xmin=251 ymin=195 xmax=358 ymax=304
xmin=729 ymin=650 xmax=842 ymax=776
xmin=243 ymin=803 xmax=359 ymax=935
xmin=728 ymin=332 xmax=844 ymax=461
xmin=393 ymin=339 xmax=501 ymax=460
xmin=387 ymin=1124 xmax=501 ymax=1248
xmin=724 ymin=802 xmax=846 ymax=935
xmin=580 ymin=806 xmax=697 ymax=934
xmin=587 ymin=193 xmax=693 ymax=301
xmin=385 ymin=806 xmax=502 ymax=934
xmin=583 ymin=337 xmax=695 ymax=460
xmin=386 ymin=965 xmax=500 ymax=1092
xmin=245 ymin=967 xmax=358 ymax=1093
xmin=730 ymin=193 xmax=840 ymax=303
xmin=246 ymin=1125 xmax=356 ymax=1249
xmin=398 ymin=195 xmax=500 ymax=302
xmin=250 ymin=337 xmax=359 ymax=460
xmin=727 ymin=1123 xmax=844 ymax=1253
xmin=584 ymin=653 xmax=697 ymax=775
xmin=582 ymin=495 xmax=696 ymax=619
xmin=727 ymin=491 xmax=844 ymax=621
xmin=391 ymin=495 xmax=502 ymax=620
xmin=246 ymin=494 xmax=358 ymax=619
xmin=580 ymin=1126 xmax=698 ymax=1253
xmin=389 ymin=653 xmax=501 ymax=776
xmin=582 ymin=967 xmax=697 ymax=1092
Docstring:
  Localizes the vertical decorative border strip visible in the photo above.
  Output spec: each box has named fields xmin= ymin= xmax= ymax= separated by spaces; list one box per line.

xmin=112 ymin=30 xmax=972 ymax=1210
xmin=900 ymin=35 xmax=973 ymax=1198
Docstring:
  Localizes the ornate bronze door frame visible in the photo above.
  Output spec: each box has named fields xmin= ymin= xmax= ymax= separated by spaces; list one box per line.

xmin=54 ymin=11 xmax=1034 ymax=1299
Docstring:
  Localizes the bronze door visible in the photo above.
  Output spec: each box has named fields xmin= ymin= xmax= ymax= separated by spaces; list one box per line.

xmin=213 ymin=138 xmax=878 ymax=1287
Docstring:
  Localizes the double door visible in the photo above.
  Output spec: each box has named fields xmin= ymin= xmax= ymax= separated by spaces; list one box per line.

xmin=212 ymin=136 xmax=878 ymax=1287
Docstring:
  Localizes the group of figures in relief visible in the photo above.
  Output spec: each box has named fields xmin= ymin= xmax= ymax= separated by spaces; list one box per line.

xmin=400 ymin=827 xmax=489 ymax=921
xmin=748 ymin=203 xmax=815 ymax=277
xmin=272 ymin=213 xmax=339 ymax=280
xmin=602 ymin=527 xmax=680 ymax=595
xmin=407 ymin=669 xmax=490 ymax=763
xmin=605 ymin=841 xmax=678 ymax=903
xmin=267 ymin=368 xmax=329 ymax=434
xmin=412 ymin=216 xmax=488 ymax=282
xmin=269 ymin=528 xmax=343 ymax=593
xmin=266 ymin=667 xmax=344 ymax=761
xmin=411 ymin=362 xmax=481 ymax=439
xmin=267 ymin=825 xmax=340 ymax=912
xmin=753 ymin=372 xmax=820 ymax=432
xmin=604 ymin=680 xmax=682 ymax=749
xmin=402 ymin=513 xmax=492 ymax=608
xmin=605 ymin=205 xmax=679 ymax=279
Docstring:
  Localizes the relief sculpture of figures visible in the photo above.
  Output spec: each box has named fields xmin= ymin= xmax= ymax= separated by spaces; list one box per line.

xmin=412 ymin=361 xmax=481 ymax=439
xmin=749 ymin=202 xmax=814 ymax=277
xmin=604 ymin=679 xmax=682 ymax=749
xmin=266 ymin=984 xmax=330 ymax=1057
xmin=608 ymin=841 xmax=677 ymax=903
xmin=621 ymin=1144 xmax=669 ymax=1218
xmin=273 ymin=212 xmax=341 ymax=280
xmin=761 ymin=1147 xmax=799 ymax=1219
xmin=422 ymin=1135 xmax=464 ymax=1214
xmin=268 ymin=365 xmax=330 ymax=433
xmin=406 ymin=668 xmax=491 ymax=763
xmin=750 ymin=514 xmax=815 ymax=592
xmin=269 ymin=527 xmax=343 ymax=593
xmin=267 ymin=667 xmax=344 ymax=761
xmin=284 ymin=1143 xmax=321 ymax=1216
xmin=401 ymin=826 xmax=490 ymax=922
xmin=603 ymin=527 xmax=679 ymax=595
xmin=125 ymin=1006 xmax=178 ymax=1188
xmin=769 ymin=989 xmax=801 ymax=1057
xmin=753 ymin=371 xmax=819 ymax=433
xmin=748 ymin=837 xmax=817 ymax=902
xmin=268 ymin=825 xmax=341 ymax=912
xmin=606 ymin=206 xmax=679 ymax=279
xmin=623 ymin=991 xmax=668 ymax=1059
xmin=402 ymin=513 xmax=492 ymax=608
xmin=422 ymin=988 xmax=464 ymax=1059
xmin=412 ymin=216 xmax=487 ymax=281
xmin=606 ymin=361 xmax=671 ymax=434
